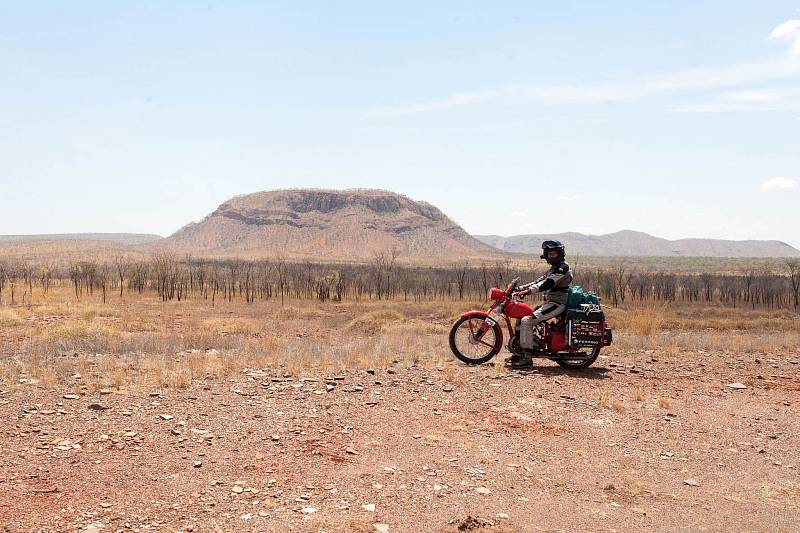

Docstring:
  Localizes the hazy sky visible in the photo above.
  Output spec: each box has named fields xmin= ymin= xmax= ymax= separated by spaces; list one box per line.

xmin=2 ymin=2 xmax=800 ymax=247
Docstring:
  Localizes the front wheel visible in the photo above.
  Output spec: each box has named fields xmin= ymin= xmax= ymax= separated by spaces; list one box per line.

xmin=449 ymin=315 xmax=502 ymax=365
xmin=556 ymin=344 xmax=601 ymax=369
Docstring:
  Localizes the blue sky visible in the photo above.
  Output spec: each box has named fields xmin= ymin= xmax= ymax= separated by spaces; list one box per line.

xmin=2 ymin=1 xmax=800 ymax=247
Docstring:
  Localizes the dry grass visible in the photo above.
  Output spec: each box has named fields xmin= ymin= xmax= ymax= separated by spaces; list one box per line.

xmin=627 ymin=304 xmax=663 ymax=336
xmin=345 ymin=310 xmax=405 ymax=335
xmin=762 ymin=482 xmax=800 ymax=510
xmin=609 ymin=305 xmax=800 ymax=353
xmin=203 ymin=317 xmax=261 ymax=335
xmin=39 ymin=321 xmax=123 ymax=352
xmin=2 ymin=287 xmax=798 ymax=391
xmin=598 ymin=390 xmax=610 ymax=408
xmin=0 ymin=308 xmax=25 ymax=326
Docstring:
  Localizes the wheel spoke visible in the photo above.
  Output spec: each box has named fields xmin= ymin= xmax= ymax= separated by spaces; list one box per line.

xmin=477 ymin=338 xmax=495 ymax=348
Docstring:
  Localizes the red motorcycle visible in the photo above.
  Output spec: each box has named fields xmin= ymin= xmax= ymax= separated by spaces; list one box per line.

xmin=448 ymin=278 xmax=612 ymax=369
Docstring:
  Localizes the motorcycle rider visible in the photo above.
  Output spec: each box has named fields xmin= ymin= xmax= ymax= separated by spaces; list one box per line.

xmin=511 ymin=240 xmax=573 ymax=369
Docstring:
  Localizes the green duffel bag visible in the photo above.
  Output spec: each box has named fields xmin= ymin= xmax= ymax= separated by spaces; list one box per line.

xmin=567 ymin=285 xmax=600 ymax=309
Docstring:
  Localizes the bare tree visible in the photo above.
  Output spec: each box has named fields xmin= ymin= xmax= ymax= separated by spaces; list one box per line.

xmin=786 ymin=259 xmax=800 ymax=311
xmin=114 ymin=255 xmax=131 ymax=297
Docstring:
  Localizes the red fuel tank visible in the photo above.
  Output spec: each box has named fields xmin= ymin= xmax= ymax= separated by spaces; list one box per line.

xmin=505 ymin=301 xmax=534 ymax=320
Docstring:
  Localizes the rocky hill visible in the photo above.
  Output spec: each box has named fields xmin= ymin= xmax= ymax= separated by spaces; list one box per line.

xmin=161 ymin=189 xmax=499 ymax=261
xmin=476 ymin=230 xmax=800 ymax=258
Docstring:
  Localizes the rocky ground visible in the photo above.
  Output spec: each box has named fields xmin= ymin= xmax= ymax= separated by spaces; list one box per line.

xmin=2 ymin=347 xmax=799 ymax=532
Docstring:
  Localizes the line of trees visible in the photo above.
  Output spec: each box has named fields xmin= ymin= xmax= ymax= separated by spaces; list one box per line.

xmin=0 ymin=255 xmax=799 ymax=310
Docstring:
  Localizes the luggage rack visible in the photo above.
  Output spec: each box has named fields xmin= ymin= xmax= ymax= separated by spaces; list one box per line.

xmin=566 ymin=304 xmax=606 ymax=347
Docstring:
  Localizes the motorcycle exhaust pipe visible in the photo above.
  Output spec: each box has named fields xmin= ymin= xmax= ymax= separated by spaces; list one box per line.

xmin=554 ymin=352 xmax=591 ymax=361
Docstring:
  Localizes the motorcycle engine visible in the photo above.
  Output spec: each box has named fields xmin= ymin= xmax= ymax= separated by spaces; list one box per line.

xmin=507 ymin=334 xmax=523 ymax=355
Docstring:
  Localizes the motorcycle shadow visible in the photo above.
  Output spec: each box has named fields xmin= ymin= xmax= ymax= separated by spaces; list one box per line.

xmin=508 ymin=364 xmax=612 ymax=380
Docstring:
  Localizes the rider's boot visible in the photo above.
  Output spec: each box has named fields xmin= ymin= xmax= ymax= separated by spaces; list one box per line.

xmin=511 ymin=351 xmax=533 ymax=369
xmin=512 ymin=337 xmax=539 ymax=369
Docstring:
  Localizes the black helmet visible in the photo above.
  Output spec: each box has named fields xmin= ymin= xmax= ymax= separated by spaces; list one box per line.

xmin=540 ymin=240 xmax=565 ymax=265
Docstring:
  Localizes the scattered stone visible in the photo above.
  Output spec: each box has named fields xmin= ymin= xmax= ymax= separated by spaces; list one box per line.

xmin=240 ymin=514 xmax=252 ymax=521
xmin=475 ymin=487 xmax=491 ymax=495
xmin=232 ymin=485 xmax=244 ymax=494
xmin=683 ymin=479 xmax=700 ymax=487
xmin=193 ymin=461 xmax=202 ymax=468
xmin=345 ymin=447 xmax=359 ymax=455
xmin=159 ymin=414 xmax=174 ymax=421
xmin=63 ymin=394 xmax=80 ymax=400
xmin=374 ymin=524 xmax=390 ymax=533
xmin=727 ymin=383 xmax=747 ymax=390
xmin=88 ymin=403 xmax=108 ymax=411
xmin=362 ymin=503 xmax=376 ymax=512
xmin=301 ymin=507 xmax=318 ymax=514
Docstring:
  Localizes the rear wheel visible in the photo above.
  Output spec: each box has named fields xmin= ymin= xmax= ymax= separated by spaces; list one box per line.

xmin=556 ymin=344 xmax=601 ymax=369
xmin=449 ymin=315 xmax=502 ymax=365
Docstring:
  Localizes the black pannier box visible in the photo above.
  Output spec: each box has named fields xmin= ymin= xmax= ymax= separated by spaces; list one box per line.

xmin=566 ymin=306 xmax=605 ymax=347
xmin=566 ymin=307 xmax=605 ymax=322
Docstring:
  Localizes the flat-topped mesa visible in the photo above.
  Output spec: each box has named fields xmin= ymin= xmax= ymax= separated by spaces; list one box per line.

xmin=162 ymin=188 xmax=497 ymax=261
xmin=223 ymin=189 xmax=443 ymax=217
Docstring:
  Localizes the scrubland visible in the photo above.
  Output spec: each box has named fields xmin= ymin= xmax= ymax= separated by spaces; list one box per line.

xmin=1 ymin=287 xmax=798 ymax=532
xmin=1 ymin=288 xmax=796 ymax=391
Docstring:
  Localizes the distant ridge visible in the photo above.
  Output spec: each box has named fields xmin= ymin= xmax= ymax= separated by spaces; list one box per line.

xmin=4 ymin=197 xmax=797 ymax=260
xmin=0 ymin=233 xmax=164 ymax=246
xmin=475 ymin=230 xmax=800 ymax=258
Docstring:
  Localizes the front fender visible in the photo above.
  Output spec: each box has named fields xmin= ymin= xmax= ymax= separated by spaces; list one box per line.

xmin=457 ymin=310 xmax=506 ymax=342
xmin=460 ymin=310 xmax=491 ymax=320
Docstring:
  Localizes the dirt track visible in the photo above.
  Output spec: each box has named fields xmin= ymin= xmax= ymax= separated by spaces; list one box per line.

xmin=2 ymin=347 xmax=799 ymax=532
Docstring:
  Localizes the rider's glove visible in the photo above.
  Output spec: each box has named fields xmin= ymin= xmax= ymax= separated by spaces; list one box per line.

xmin=516 ymin=289 xmax=530 ymax=298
